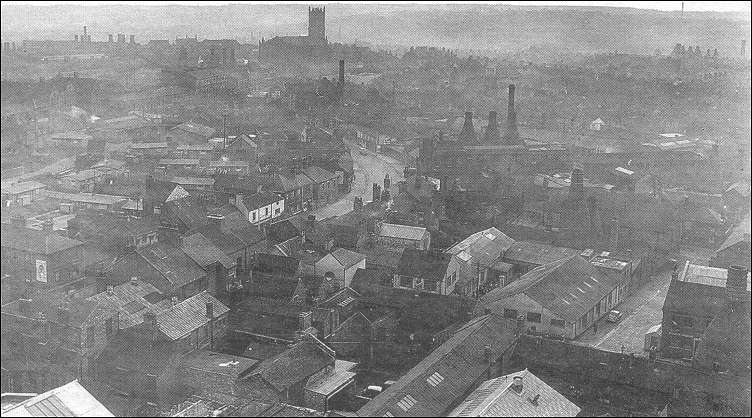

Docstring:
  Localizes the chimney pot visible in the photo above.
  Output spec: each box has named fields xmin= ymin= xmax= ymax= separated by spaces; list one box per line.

xmin=512 ymin=376 xmax=524 ymax=393
xmin=130 ymin=276 xmax=139 ymax=285
xmin=107 ymin=285 xmax=114 ymax=295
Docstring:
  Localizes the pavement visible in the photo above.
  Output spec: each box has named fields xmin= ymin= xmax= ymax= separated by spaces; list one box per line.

xmin=575 ymin=269 xmax=674 ymax=356
xmin=309 ymin=142 xmax=405 ymax=220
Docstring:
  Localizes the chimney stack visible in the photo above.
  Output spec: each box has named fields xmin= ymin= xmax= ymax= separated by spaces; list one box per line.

xmin=353 ymin=196 xmax=363 ymax=211
xmin=503 ymin=84 xmax=520 ymax=144
xmin=373 ymin=183 xmax=382 ymax=202
xmin=512 ymin=376 xmax=524 ymax=393
xmin=108 ymin=34 xmax=113 ymax=43
xmin=129 ymin=35 xmax=135 ymax=44
xmin=75 ymin=34 xmax=79 ymax=43
xmin=83 ymin=26 xmax=87 ymax=37
xmin=205 ymin=301 xmax=214 ymax=318
xmin=384 ymin=173 xmax=391 ymax=191
xmin=298 ymin=311 xmax=312 ymax=331
xmin=338 ymin=59 xmax=345 ymax=86
xmin=569 ymin=166 xmax=585 ymax=201
xmin=483 ymin=110 xmax=501 ymax=142
xmin=459 ymin=111 xmax=477 ymax=143
xmin=726 ymin=265 xmax=750 ymax=303
xmin=609 ymin=218 xmax=620 ymax=251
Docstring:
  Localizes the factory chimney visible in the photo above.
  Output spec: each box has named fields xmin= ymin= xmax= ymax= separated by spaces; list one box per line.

xmin=569 ymin=166 xmax=585 ymax=201
xmin=129 ymin=35 xmax=135 ymax=44
xmin=338 ymin=59 xmax=345 ymax=86
xmin=459 ymin=111 xmax=477 ymax=143
xmin=483 ymin=110 xmax=501 ymax=142
xmin=503 ymin=84 xmax=520 ymax=144
xmin=108 ymin=34 xmax=113 ymax=43
xmin=726 ymin=265 xmax=750 ymax=303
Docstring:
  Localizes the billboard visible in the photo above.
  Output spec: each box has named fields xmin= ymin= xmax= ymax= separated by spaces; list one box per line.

xmin=36 ymin=259 xmax=47 ymax=283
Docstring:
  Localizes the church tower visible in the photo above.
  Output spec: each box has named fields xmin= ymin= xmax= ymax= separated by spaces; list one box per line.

xmin=308 ymin=7 xmax=326 ymax=44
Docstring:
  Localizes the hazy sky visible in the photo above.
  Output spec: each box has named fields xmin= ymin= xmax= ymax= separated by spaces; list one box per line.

xmin=2 ymin=0 xmax=750 ymax=13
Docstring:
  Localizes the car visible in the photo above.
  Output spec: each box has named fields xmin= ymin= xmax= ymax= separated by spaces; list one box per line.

xmin=607 ymin=310 xmax=623 ymax=323
xmin=360 ymin=385 xmax=383 ymax=399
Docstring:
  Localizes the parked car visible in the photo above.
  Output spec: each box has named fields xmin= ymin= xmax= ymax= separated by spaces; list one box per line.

xmin=607 ymin=310 xmax=623 ymax=323
xmin=361 ymin=385 xmax=383 ymax=399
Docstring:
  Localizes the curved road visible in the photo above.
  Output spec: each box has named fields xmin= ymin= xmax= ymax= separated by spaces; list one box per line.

xmin=310 ymin=142 xmax=405 ymax=220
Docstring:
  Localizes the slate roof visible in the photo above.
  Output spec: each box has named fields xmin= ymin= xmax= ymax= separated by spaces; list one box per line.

xmin=179 ymin=350 xmax=258 ymax=380
xmin=181 ymin=232 xmax=236 ymax=269
xmin=87 ymin=279 xmax=168 ymax=329
xmin=503 ymin=241 xmax=581 ymax=267
xmin=664 ymin=262 xmax=751 ymax=319
xmin=1 ymin=180 xmax=46 ymax=195
xmin=246 ymin=339 xmax=334 ymax=392
xmin=379 ymin=223 xmax=429 ymax=241
xmin=0 ymin=224 xmax=82 ymax=255
xmin=350 ymin=268 xmax=394 ymax=295
xmin=330 ymin=248 xmax=366 ymax=269
xmin=479 ymin=255 xmax=620 ymax=323
xmin=1 ymin=380 xmax=114 ymax=417
xmin=255 ymin=253 xmax=300 ymax=276
xmin=397 ymin=248 xmax=452 ymax=282
xmin=172 ymin=122 xmax=216 ymax=138
xmin=158 ymin=158 xmax=200 ymax=166
xmin=448 ymin=368 xmax=581 ymax=417
xmin=129 ymin=142 xmax=169 ymax=150
xmin=243 ymin=191 xmax=283 ymax=210
xmin=2 ymin=294 xmax=102 ymax=329
xmin=357 ymin=314 xmax=517 ymax=417
xmin=267 ymin=220 xmax=301 ymax=244
xmin=164 ymin=196 xmax=208 ymax=230
xmin=136 ymin=242 xmax=207 ymax=289
xmin=169 ymin=176 xmax=215 ymax=187
xmin=302 ymin=166 xmax=336 ymax=184
xmin=156 ymin=291 xmax=229 ymax=340
xmin=447 ymin=227 xmax=515 ymax=266
xmin=248 ymin=274 xmax=303 ymax=300
xmin=716 ymin=213 xmax=751 ymax=253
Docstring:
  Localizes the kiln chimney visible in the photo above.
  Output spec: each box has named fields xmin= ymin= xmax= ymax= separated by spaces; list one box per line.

xmin=459 ymin=111 xmax=477 ymax=143
xmin=483 ymin=110 xmax=501 ymax=142
xmin=503 ymin=84 xmax=520 ymax=144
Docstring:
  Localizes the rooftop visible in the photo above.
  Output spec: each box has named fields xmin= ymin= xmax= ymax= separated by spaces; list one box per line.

xmin=503 ymin=241 xmax=581 ymax=267
xmin=448 ymin=368 xmax=581 ymax=417
xmin=155 ymin=291 xmax=229 ymax=340
xmin=0 ymin=224 xmax=82 ymax=255
xmin=329 ymin=248 xmax=366 ymax=269
xmin=1 ymin=380 xmax=114 ymax=417
xmin=379 ymin=223 xmax=429 ymax=241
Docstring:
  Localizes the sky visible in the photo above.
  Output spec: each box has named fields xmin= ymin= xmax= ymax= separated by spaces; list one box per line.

xmin=1 ymin=0 xmax=750 ymax=13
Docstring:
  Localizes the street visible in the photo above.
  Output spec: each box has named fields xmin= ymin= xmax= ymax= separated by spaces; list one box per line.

xmin=309 ymin=142 xmax=405 ymax=220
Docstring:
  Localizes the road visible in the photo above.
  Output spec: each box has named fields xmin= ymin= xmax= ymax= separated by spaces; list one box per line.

xmin=309 ymin=143 xmax=406 ymax=220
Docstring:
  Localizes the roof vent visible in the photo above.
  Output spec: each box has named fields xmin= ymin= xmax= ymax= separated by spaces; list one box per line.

xmin=511 ymin=376 xmax=523 ymax=393
xmin=527 ymin=394 xmax=540 ymax=406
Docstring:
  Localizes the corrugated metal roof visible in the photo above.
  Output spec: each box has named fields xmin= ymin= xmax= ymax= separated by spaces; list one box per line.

xmin=357 ymin=314 xmax=517 ymax=417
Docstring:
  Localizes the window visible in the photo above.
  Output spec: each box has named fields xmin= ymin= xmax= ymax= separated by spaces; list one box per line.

xmin=426 ymin=372 xmax=444 ymax=387
xmin=551 ymin=319 xmax=565 ymax=328
xmin=527 ymin=312 xmax=542 ymax=323
xmin=503 ymin=309 xmax=518 ymax=319
xmin=397 ymin=395 xmax=417 ymax=412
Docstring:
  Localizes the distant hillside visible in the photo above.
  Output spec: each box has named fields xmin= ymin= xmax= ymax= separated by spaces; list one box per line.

xmin=1 ymin=3 xmax=749 ymax=56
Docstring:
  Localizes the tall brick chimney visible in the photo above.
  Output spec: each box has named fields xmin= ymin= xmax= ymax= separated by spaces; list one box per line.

xmin=726 ymin=265 xmax=750 ymax=303
xmin=338 ymin=59 xmax=345 ymax=86
xmin=483 ymin=110 xmax=501 ymax=142
xmin=108 ymin=34 xmax=113 ymax=43
xmin=569 ymin=166 xmax=585 ymax=201
xmin=129 ymin=35 xmax=135 ymax=44
xmin=459 ymin=111 xmax=477 ymax=143
xmin=503 ymin=84 xmax=520 ymax=144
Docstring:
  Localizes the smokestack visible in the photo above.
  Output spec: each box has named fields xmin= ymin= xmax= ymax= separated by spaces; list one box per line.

xmin=129 ymin=35 xmax=135 ymax=44
xmin=108 ymin=34 xmax=113 ymax=43
xmin=338 ymin=59 xmax=345 ymax=85
xmin=503 ymin=84 xmax=520 ymax=144
xmin=83 ymin=26 xmax=87 ymax=37
xmin=726 ymin=266 xmax=750 ymax=303
xmin=609 ymin=218 xmax=620 ymax=251
xmin=75 ymin=35 xmax=79 ymax=43
xmin=569 ymin=166 xmax=585 ymax=201
xmin=384 ymin=173 xmax=391 ymax=190
xmin=459 ymin=111 xmax=477 ymax=142
xmin=483 ymin=110 xmax=501 ymax=142
xmin=373 ymin=183 xmax=382 ymax=202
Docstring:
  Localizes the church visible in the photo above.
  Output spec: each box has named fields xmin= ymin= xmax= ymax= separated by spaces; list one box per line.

xmin=258 ymin=6 xmax=332 ymax=62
